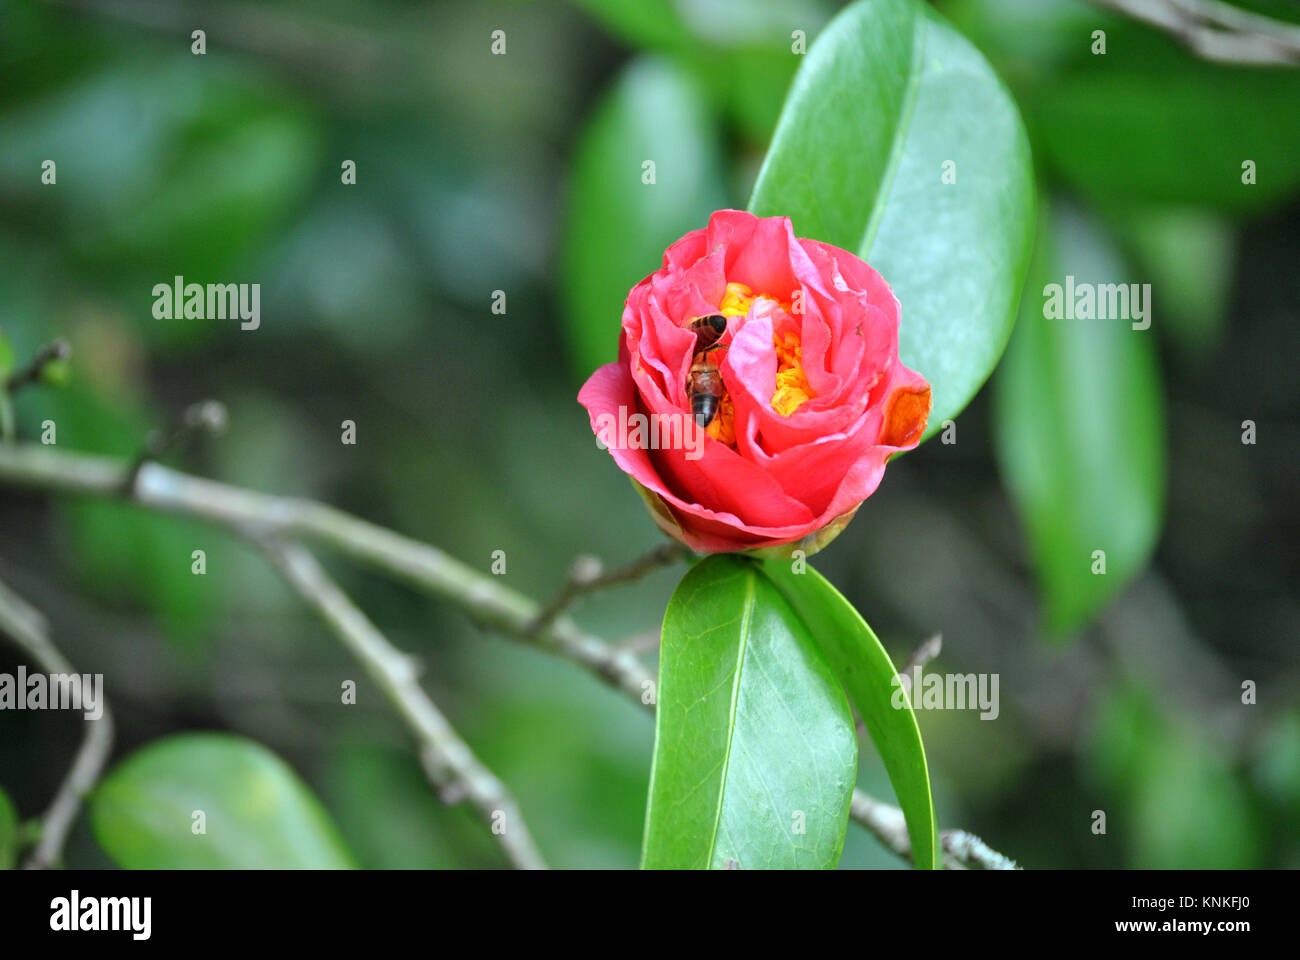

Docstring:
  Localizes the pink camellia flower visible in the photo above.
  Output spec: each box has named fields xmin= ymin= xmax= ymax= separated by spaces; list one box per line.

xmin=578 ymin=209 xmax=931 ymax=556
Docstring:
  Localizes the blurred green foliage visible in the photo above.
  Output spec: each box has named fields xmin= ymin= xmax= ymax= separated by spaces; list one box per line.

xmin=1089 ymin=687 xmax=1263 ymax=868
xmin=561 ymin=57 xmax=724 ymax=378
xmin=943 ymin=0 xmax=1300 ymax=210
xmin=1 ymin=0 xmax=1297 ymax=870
xmin=994 ymin=201 xmax=1164 ymax=634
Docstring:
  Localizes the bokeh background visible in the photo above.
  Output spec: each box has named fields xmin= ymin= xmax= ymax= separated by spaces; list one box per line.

xmin=1 ymin=0 xmax=1298 ymax=868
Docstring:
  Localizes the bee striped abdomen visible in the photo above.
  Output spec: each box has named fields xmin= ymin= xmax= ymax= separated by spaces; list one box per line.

xmin=688 ymin=361 xmax=724 ymax=428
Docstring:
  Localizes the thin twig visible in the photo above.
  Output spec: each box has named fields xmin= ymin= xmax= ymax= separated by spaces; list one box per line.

xmin=0 ymin=442 xmax=1018 ymax=868
xmin=261 ymin=540 xmax=546 ymax=869
xmin=123 ymin=400 xmax=227 ymax=493
xmin=525 ymin=542 xmax=689 ymax=637
xmin=0 ymin=575 xmax=114 ymax=870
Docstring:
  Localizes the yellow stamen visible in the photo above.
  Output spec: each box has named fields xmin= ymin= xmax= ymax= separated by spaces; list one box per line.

xmin=771 ymin=329 xmax=813 ymax=416
xmin=718 ymin=282 xmax=793 ymax=319
xmin=719 ymin=282 xmax=755 ymax=318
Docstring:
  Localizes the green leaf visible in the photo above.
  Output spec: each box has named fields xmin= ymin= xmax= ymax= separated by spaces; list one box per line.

xmin=561 ymin=57 xmax=725 ymax=380
xmin=993 ymin=202 xmax=1165 ymax=634
xmin=761 ymin=560 xmax=939 ymax=869
xmin=0 ymin=786 xmax=18 ymax=869
xmin=749 ymin=0 xmax=1035 ymax=438
xmin=643 ymin=555 xmax=857 ymax=869
xmin=92 ymin=732 xmax=356 ymax=869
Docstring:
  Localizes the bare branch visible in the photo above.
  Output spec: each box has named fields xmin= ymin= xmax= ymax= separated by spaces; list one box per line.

xmin=0 ymin=444 xmax=652 ymax=704
xmin=0 ymin=441 xmax=1018 ymax=869
xmin=0 ymin=575 xmax=114 ymax=870
xmin=848 ymin=790 xmax=913 ymax=862
xmin=261 ymin=540 xmax=546 ymax=870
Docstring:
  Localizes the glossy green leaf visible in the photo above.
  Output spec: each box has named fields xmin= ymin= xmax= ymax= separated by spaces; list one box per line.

xmin=993 ymin=202 xmax=1164 ymax=634
xmin=92 ymin=733 xmax=356 ymax=869
xmin=643 ymin=555 xmax=857 ymax=869
xmin=761 ymin=560 xmax=938 ymax=869
xmin=561 ymin=57 xmax=725 ymax=380
xmin=0 ymin=786 xmax=18 ymax=869
xmin=749 ymin=0 xmax=1035 ymax=438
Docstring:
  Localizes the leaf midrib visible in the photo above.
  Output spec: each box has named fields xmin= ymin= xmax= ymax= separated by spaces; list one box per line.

xmin=705 ymin=567 xmax=756 ymax=867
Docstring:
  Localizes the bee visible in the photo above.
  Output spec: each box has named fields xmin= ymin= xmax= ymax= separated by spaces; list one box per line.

xmin=686 ymin=314 xmax=727 ymax=429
